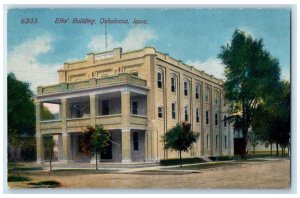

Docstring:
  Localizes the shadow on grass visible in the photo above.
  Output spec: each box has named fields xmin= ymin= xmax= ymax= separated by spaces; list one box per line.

xmin=8 ymin=175 xmax=31 ymax=182
xmin=28 ymin=181 xmax=61 ymax=188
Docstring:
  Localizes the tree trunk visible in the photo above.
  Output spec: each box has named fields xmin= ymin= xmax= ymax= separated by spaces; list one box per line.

xmin=270 ymin=142 xmax=272 ymax=155
xmin=96 ymin=152 xmax=98 ymax=171
xmin=253 ymin=144 xmax=255 ymax=154
xmin=180 ymin=151 xmax=182 ymax=168
xmin=50 ymin=151 xmax=52 ymax=171
xmin=276 ymin=142 xmax=279 ymax=156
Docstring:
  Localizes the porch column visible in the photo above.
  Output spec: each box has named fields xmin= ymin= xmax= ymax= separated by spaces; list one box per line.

xmin=121 ymin=129 xmax=131 ymax=163
xmin=121 ymin=90 xmax=131 ymax=163
xmin=62 ymin=133 xmax=71 ymax=163
xmin=121 ymin=90 xmax=130 ymax=128
xmin=35 ymin=101 xmax=44 ymax=163
xmin=90 ymin=94 xmax=97 ymax=125
xmin=36 ymin=134 xmax=44 ymax=163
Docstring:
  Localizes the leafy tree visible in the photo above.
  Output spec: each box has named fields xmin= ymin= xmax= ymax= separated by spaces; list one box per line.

xmin=252 ymin=81 xmax=290 ymax=156
xmin=162 ymin=122 xmax=199 ymax=167
xmin=81 ymin=125 xmax=111 ymax=170
xmin=8 ymin=73 xmax=35 ymax=137
xmin=7 ymin=73 xmax=36 ymax=161
xmin=218 ymin=29 xmax=281 ymax=157
xmin=44 ymin=135 xmax=55 ymax=171
xmin=247 ymin=130 xmax=259 ymax=154
xmin=42 ymin=106 xmax=55 ymax=120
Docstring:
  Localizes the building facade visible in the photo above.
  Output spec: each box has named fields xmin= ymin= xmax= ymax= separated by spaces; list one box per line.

xmin=35 ymin=47 xmax=234 ymax=164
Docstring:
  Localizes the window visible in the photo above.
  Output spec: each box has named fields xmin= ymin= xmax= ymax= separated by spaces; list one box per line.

xmin=224 ymin=115 xmax=227 ymax=127
xmin=224 ymin=136 xmax=227 ymax=149
xmin=195 ymin=84 xmax=200 ymax=99
xmin=184 ymin=105 xmax=189 ymax=121
xmin=171 ymin=76 xmax=176 ymax=92
xmin=102 ymin=100 xmax=109 ymax=115
xmin=215 ymin=91 xmax=219 ymax=105
xmin=184 ymin=80 xmax=189 ymax=96
xmin=157 ymin=71 xmax=163 ymax=89
xmin=206 ymin=110 xmax=209 ymax=124
xmin=158 ymin=106 xmax=163 ymax=118
xmin=205 ymin=87 xmax=210 ymax=102
xmin=207 ymin=134 xmax=209 ymax=149
xmin=133 ymin=132 xmax=139 ymax=151
xmin=171 ymin=102 xmax=176 ymax=119
xmin=216 ymin=135 xmax=218 ymax=149
xmin=132 ymin=101 xmax=138 ymax=115
xmin=78 ymin=135 xmax=84 ymax=153
xmin=196 ymin=108 xmax=200 ymax=123
xmin=215 ymin=113 xmax=218 ymax=126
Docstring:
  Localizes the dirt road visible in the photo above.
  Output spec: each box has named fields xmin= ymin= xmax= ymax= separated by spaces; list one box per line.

xmin=9 ymin=158 xmax=290 ymax=189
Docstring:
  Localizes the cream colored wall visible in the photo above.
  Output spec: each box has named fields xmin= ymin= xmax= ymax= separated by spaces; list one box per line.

xmin=53 ymin=47 xmax=231 ymax=161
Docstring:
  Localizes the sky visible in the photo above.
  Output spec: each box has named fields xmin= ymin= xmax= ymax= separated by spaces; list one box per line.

xmin=7 ymin=8 xmax=291 ymax=92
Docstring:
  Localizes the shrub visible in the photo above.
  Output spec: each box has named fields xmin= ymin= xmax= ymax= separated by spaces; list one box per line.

xmin=160 ymin=157 xmax=205 ymax=166
xmin=28 ymin=180 xmax=61 ymax=188
xmin=208 ymin=156 xmax=236 ymax=161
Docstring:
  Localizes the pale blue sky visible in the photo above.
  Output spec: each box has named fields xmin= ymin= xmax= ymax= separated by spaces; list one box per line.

xmin=7 ymin=8 xmax=290 ymax=91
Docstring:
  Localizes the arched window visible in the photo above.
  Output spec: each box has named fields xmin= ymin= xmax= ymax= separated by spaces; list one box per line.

xmin=195 ymin=83 xmax=200 ymax=99
xmin=171 ymin=75 xmax=176 ymax=93
xmin=184 ymin=80 xmax=189 ymax=96
xmin=224 ymin=115 xmax=227 ymax=127
xmin=215 ymin=91 xmax=219 ymax=105
xmin=215 ymin=113 xmax=218 ymax=126
xmin=205 ymin=87 xmax=210 ymax=102
xmin=157 ymin=70 xmax=163 ymax=89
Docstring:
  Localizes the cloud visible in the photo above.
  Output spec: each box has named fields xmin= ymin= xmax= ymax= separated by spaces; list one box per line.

xmin=88 ymin=27 xmax=157 ymax=52
xmin=8 ymin=35 xmax=61 ymax=93
xmin=186 ymin=58 xmax=225 ymax=80
xmin=281 ymin=65 xmax=290 ymax=81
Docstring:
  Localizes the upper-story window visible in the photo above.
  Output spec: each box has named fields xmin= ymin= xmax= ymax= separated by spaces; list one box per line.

xmin=171 ymin=76 xmax=176 ymax=93
xmin=132 ymin=101 xmax=138 ymax=115
xmin=157 ymin=70 xmax=163 ymax=89
xmin=184 ymin=80 xmax=189 ymax=96
xmin=215 ymin=91 xmax=219 ymax=105
xmin=171 ymin=102 xmax=176 ymax=119
xmin=206 ymin=110 xmax=209 ymax=124
xmin=205 ymin=87 xmax=210 ymax=102
xmin=215 ymin=113 xmax=218 ymax=126
xmin=184 ymin=105 xmax=189 ymax=121
xmin=224 ymin=115 xmax=227 ymax=127
xmin=195 ymin=83 xmax=200 ymax=99
xmin=196 ymin=108 xmax=200 ymax=123
xmin=158 ymin=105 xmax=163 ymax=118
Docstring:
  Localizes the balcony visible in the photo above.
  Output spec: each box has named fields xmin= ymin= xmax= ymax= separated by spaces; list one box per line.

xmin=37 ymin=73 xmax=147 ymax=96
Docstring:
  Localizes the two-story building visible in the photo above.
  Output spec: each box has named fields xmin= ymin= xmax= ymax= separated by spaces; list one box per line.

xmin=35 ymin=47 xmax=234 ymax=164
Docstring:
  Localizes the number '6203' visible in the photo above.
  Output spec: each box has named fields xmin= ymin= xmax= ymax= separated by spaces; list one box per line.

xmin=21 ymin=18 xmax=39 ymax=24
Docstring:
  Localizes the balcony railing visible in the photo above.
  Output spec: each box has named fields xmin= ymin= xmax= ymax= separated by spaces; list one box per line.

xmin=37 ymin=73 xmax=147 ymax=95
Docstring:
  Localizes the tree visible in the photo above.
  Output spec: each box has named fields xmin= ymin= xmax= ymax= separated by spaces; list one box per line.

xmin=252 ymin=81 xmax=290 ymax=156
xmin=44 ymin=135 xmax=55 ymax=171
xmin=162 ymin=122 xmax=199 ymax=167
xmin=218 ymin=29 xmax=281 ymax=157
xmin=7 ymin=73 xmax=36 ymax=161
xmin=247 ymin=130 xmax=259 ymax=154
xmin=81 ymin=125 xmax=111 ymax=170
xmin=8 ymin=73 xmax=35 ymax=137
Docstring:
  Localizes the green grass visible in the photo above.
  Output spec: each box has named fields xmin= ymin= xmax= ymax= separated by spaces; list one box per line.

xmin=9 ymin=167 xmax=43 ymax=172
xmin=8 ymin=175 xmax=31 ymax=182
xmin=28 ymin=180 xmax=61 ymax=188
